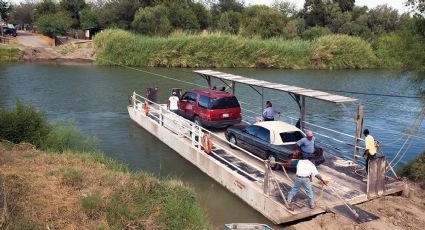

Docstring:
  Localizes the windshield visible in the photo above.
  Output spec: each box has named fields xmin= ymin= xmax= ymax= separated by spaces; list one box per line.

xmin=209 ymin=96 xmax=240 ymax=109
xmin=280 ymin=131 xmax=304 ymax=143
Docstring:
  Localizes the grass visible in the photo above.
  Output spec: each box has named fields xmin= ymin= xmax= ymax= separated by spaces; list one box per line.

xmin=0 ymin=44 xmax=23 ymax=62
xmin=0 ymin=141 xmax=210 ymax=229
xmin=398 ymin=151 xmax=425 ymax=189
xmin=93 ymin=29 xmax=379 ymax=69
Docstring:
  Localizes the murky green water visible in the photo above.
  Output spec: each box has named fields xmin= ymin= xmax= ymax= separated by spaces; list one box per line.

xmin=1 ymin=63 xmax=424 ymax=228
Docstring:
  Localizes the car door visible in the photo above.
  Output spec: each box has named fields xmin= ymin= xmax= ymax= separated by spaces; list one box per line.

xmin=252 ymin=127 xmax=270 ymax=159
xmin=239 ymin=125 xmax=260 ymax=153
xmin=179 ymin=92 xmax=196 ymax=119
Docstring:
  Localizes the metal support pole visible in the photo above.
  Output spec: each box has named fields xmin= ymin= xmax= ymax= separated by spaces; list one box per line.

xmin=231 ymin=82 xmax=235 ymax=95
xmin=159 ymin=107 xmax=163 ymax=126
xmin=263 ymin=161 xmax=270 ymax=195
xmin=353 ymin=104 xmax=364 ymax=162
xmin=198 ymin=125 xmax=202 ymax=151
xmin=261 ymin=88 xmax=264 ymax=115
xmin=206 ymin=76 xmax=211 ymax=89
xmin=133 ymin=91 xmax=136 ymax=108
xmin=300 ymin=96 xmax=305 ymax=131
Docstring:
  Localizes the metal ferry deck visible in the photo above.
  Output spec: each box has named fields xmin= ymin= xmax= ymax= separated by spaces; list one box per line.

xmin=127 ymin=70 xmax=407 ymax=224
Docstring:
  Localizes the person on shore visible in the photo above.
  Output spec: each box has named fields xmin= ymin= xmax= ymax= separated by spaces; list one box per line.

xmin=363 ymin=128 xmax=377 ymax=175
xmin=297 ymin=131 xmax=315 ymax=159
xmin=262 ymin=101 xmax=280 ymax=121
xmin=167 ymin=91 xmax=179 ymax=113
xmin=286 ymin=157 xmax=329 ymax=210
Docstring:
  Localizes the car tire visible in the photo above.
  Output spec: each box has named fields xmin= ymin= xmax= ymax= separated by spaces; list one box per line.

xmin=228 ymin=134 xmax=237 ymax=149
xmin=267 ymin=153 xmax=279 ymax=170
xmin=194 ymin=116 xmax=202 ymax=127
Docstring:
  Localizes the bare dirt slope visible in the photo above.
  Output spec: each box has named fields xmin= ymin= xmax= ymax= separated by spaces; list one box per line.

xmin=16 ymin=31 xmax=94 ymax=62
xmin=286 ymin=185 xmax=425 ymax=230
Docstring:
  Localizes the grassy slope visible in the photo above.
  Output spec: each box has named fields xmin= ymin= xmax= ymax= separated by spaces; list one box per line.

xmin=94 ymin=29 xmax=377 ymax=69
xmin=0 ymin=45 xmax=23 ymax=62
xmin=0 ymin=141 xmax=209 ymax=229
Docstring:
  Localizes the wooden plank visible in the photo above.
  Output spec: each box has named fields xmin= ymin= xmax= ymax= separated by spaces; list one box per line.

xmin=376 ymin=157 xmax=386 ymax=196
xmin=367 ymin=158 xmax=378 ymax=198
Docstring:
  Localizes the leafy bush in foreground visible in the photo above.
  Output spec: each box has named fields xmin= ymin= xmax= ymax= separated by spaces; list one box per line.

xmin=398 ymin=151 xmax=425 ymax=188
xmin=0 ymin=101 xmax=51 ymax=147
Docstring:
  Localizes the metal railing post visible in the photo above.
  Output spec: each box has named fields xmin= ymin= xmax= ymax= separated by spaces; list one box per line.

xmin=133 ymin=91 xmax=136 ymax=108
xmin=198 ymin=125 xmax=202 ymax=151
xmin=159 ymin=106 xmax=163 ymax=126
xmin=263 ymin=161 xmax=270 ymax=195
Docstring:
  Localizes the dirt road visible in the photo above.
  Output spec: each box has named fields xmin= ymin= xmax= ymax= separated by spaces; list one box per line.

xmin=16 ymin=31 xmax=51 ymax=48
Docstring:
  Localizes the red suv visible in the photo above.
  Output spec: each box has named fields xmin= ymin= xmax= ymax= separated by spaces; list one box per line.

xmin=177 ymin=89 xmax=242 ymax=128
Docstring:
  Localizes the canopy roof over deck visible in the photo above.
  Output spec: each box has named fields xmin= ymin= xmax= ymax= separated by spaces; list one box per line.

xmin=193 ymin=69 xmax=358 ymax=104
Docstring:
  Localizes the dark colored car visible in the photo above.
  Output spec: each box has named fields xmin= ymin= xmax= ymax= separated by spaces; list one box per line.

xmin=3 ymin=28 xmax=17 ymax=37
xmin=225 ymin=121 xmax=325 ymax=169
xmin=177 ymin=89 xmax=242 ymax=128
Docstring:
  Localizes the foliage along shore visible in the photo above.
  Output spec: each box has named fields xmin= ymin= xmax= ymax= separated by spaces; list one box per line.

xmin=0 ymin=45 xmax=23 ymax=62
xmin=0 ymin=102 xmax=209 ymax=229
xmin=94 ymin=29 xmax=378 ymax=70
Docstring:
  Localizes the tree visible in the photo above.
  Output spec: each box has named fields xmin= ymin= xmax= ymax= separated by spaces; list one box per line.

xmin=334 ymin=0 xmax=355 ymax=12
xmin=368 ymin=5 xmax=400 ymax=36
xmin=9 ymin=1 xmax=36 ymax=25
xmin=0 ymin=0 xmax=12 ymax=21
xmin=59 ymin=0 xmax=87 ymax=28
xmin=271 ymin=0 xmax=298 ymax=18
xmin=283 ymin=18 xmax=305 ymax=39
xmin=302 ymin=25 xmax=331 ymax=40
xmin=132 ymin=5 xmax=171 ymax=36
xmin=33 ymin=0 xmax=57 ymax=21
xmin=167 ymin=4 xmax=200 ymax=31
xmin=96 ymin=0 xmax=142 ymax=29
xmin=406 ymin=0 xmax=425 ymax=16
xmin=217 ymin=11 xmax=241 ymax=34
xmin=190 ymin=2 xmax=211 ymax=30
xmin=241 ymin=5 xmax=286 ymax=38
xmin=79 ymin=7 xmax=99 ymax=29
xmin=35 ymin=11 xmax=72 ymax=37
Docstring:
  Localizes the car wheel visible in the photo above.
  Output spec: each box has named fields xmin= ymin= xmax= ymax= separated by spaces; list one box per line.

xmin=194 ymin=116 xmax=202 ymax=127
xmin=229 ymin=134 xmax=237 ymax=149
xmin=267 ymin=153 xmax=279 ymax=170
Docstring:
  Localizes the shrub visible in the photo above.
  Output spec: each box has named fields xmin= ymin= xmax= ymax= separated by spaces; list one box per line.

xmin=132 ymin=5 xmax=171 ymax=36
xmin=0 ymin=100 xmax=51 ymax=148
xmin=42 ymin=120 xmax=98 ymax=153
xmin=60 ymin=167 xmax=83 ymax=188
xmin=309 ymin=34 xmax=377 ymax=69
xmin=82 ymin=192 xmax=103 ymax=219
xmin=398 ymin=151 xmax=425 ymax=188
xmin=35 ymin=11 xmax=72 ymax=37
xmin=302 ymin=26 xmax=331 ymax=40
xmin=94 ymin=28 xmax=312 ymax=69
xmin=0 ymin=45 xmax=23 ymax=62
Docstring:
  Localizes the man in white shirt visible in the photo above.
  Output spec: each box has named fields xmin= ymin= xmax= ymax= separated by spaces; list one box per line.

xmin=362 ymin=129 xmax=377 ymax=175
xmin=262 ymin=101 xmax=280 ymax=121
xmin=286 ymin=158 xmax=328 ymax=210
xmin=167 ymin=91 xmax=179 ymax=113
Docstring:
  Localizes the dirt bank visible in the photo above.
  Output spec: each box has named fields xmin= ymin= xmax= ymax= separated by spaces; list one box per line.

xmin=0 ymin=142 xmax=208 ymax=229
xmin=15 ymin=31 xmax=94 ymax=63
xmin=285 ymin=185 xmax=425 ymax=230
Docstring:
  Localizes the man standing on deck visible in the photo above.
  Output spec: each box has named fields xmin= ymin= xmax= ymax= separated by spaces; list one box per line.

xmin=297 ymin=131 xmax=315 ymax=159
xmin=286 ymin=158 xmax=328 ymax=210
xmin=363 ymin=129 xmax=377 ymax=175
xmin=262 ymin=101 xmax=280 ymax=121
xmin=167 ymin=91 xmax=179 ymax=113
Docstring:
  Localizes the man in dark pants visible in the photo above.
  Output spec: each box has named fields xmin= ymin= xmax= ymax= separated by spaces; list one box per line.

xmin=262 ymin=101 xmax=280 ymax=121
xmin=363 ymin=129 xmax=377 ymax=176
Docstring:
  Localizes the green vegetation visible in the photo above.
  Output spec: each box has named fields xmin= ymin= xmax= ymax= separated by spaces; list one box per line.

xmin=399 ymin=152 xmax=425 ymax=189
xmin=0 ymin=102 xmax=209 ymax=229
xmin=94 ymin=28 xmax=380 ymax=69
xmin=0 ymin=45 xmax=23 ymax=62
xmin=5 ymin=0 xmax=425 ymax=70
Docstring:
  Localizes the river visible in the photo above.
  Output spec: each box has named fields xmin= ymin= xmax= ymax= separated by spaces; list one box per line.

xmin=1 ymin=63 xmax=424 ymax=228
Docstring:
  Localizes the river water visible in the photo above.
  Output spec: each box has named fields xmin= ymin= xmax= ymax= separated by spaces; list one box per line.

xmin=1 ymin=63 xmax=424 ymax=228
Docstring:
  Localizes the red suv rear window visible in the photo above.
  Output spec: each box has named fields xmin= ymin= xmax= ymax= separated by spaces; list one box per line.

xmin=209 ymin=96 xmax=240 ymax=109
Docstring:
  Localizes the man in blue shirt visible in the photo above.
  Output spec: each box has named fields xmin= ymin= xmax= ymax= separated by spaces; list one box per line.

xmin=297 ymin=131 xmax=315 ymax=159
xmin=262 ymin=101 xmax=280 ymax=121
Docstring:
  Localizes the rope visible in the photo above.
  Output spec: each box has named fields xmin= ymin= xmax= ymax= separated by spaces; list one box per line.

xmin=389 ymin=137 xmax=410 ymax=166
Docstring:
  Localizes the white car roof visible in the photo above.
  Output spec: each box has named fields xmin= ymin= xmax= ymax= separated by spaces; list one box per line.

xmin=254 ymin=121 xmax=304 ymax=145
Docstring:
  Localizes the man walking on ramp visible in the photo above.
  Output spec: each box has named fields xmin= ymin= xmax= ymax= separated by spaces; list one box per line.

xmin=286 ymin=157 xmax=328 ymax=210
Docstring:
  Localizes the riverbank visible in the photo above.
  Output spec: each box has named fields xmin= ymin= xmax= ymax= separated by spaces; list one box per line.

xmin=0 ymin=45 xmax=23 ymax=62
xmin=0 ymin=141 xmax=208 ymax=229
xmin=93 ymin=29 xmax=376 ymax=69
